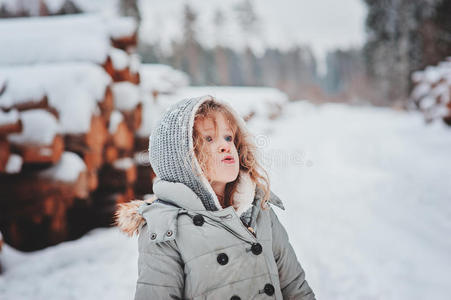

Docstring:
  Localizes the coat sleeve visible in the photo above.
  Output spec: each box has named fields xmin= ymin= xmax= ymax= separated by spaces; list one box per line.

xmin=269 ymin=207 xmax=316 ymax=300
xmin=134 ymin=224 xmax=184 ymax=300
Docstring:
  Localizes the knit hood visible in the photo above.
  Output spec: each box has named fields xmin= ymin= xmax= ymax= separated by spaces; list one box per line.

xmin=148 ymin=95 xmax=256 ymax=214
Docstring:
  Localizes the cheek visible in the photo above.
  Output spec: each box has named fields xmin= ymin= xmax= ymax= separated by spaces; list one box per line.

xmin=232 ymin=145 xmax=239 ymax=157
xmin=204 ymin=146 xmax=217 ymax=166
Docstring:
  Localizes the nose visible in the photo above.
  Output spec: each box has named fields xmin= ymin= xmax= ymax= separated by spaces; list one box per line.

xmin=218 ymin=140 xmax=231 ymax=153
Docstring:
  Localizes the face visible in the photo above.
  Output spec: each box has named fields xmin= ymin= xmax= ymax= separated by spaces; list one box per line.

xmin=194 ymin=112 xmax=240 ymax=186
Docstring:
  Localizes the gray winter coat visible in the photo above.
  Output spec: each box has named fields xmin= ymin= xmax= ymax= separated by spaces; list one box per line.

xmin=116 ymin=96 xmax=315 ymax=299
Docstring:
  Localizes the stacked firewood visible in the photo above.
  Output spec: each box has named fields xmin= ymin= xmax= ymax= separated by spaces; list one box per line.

xmin=0 ymin=15 xmax=155 ymax=251
xmin=410 ymin=57 xmax=451 ymax=125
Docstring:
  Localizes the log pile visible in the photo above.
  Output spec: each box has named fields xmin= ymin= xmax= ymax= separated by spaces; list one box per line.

xmin=0 ymin=152 xmax=89 ymax=251
xmin=410 ymin=57 xmax=451 ymax=125
xmin=92 ymin=158 xmax=137 ymax=227
xmin=134 ymin=152 xmax=156 ymax=199
xmin=0 ymin=14 xmax=159 ymax=251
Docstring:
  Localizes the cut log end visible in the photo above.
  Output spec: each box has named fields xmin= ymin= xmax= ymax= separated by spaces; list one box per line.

xmin=11 ymin=134 xmax=64 ymax=164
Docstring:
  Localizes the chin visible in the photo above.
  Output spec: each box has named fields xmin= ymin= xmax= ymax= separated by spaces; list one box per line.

xmin=224 ymin=172 xmax=239 ymax=183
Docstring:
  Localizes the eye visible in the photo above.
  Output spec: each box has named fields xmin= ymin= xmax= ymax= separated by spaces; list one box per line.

xmin=225 ymin=135 xmax=233 ymax=142
xmin=205 ymin=136 xmax=213 ymax=142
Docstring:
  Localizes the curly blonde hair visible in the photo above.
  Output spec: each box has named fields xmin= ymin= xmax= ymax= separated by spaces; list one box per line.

xmin=192 ymin=98 xmax=271 ymax=210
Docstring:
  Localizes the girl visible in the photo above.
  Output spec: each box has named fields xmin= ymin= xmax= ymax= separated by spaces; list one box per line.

xmin=116 ymin=96 xmax=315 ymax=299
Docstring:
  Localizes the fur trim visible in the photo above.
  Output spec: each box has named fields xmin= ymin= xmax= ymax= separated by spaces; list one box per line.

xmin=115 ymin=196 xmax=156 ymax=236
xmin=233 ymin=170 xmax=256 ymax=216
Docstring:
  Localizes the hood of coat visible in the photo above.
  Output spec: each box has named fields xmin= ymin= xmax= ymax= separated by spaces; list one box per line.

xmin=148 ymin=95 xmax=255 ymax=212
xmin=115 ymin=95 xmax=285 ymax=237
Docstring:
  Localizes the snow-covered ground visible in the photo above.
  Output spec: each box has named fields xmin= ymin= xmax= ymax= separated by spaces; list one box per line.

xmin=1 ymin=100 xmax=450 ymax=300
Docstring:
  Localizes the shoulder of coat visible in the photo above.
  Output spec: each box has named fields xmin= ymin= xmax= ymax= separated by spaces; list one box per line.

xmin=267 ymin=190 xmax=285 ymax=210
xmin=138 ymin=199 xmax=183 ymax=243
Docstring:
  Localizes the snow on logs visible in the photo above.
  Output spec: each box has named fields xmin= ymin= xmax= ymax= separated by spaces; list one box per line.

xmin=7 ymin=110 xmax=63 ymax=164
xmin=0 ymin=14 xmax=137 ymax=67
xmin=0 ymin=15 xmax=110 ymax=66
xmin=108 ymin=17 xmax=138 ymax=52
xmin=0 ymin=110 xmax=23 ymax=173
xmin=410 ymin=57 xmax=451 ymax=125
xmin=0 ymin=14 xmax=154 ymax=250
xmin=0 ymin=64 xmax=112 ymax=169
xmin=111 ymin=82 xmax=143 ymax=131
xmin=109 ymin=49 xmax=140 ymax=84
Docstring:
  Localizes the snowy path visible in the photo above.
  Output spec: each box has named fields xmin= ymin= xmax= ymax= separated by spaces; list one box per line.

xmin=248 ymin=101 xmax=451 ymax=300
xmin=1 ymin=101 xmax=450 ymax=299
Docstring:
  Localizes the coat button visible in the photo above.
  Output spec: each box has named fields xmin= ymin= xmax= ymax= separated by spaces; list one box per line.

xmin=230 ymin=296 xmax=241 ymax=300
xmin=193 ymin=214 xmax=205 ymax=226
xmin=217 ymin=253 xmax=229 ymax=265
xmin=264 ymin=283 xmax=275 ymax=296
xmin=251 ymin=243 xmax=262 ymax=255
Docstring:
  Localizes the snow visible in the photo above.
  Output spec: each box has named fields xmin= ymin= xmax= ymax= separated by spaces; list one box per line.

xmin=43 ymin=0 xmax=66 ymax=13
xmin=5 ymin=154 xmax=22 ymax=174
xmin=0 ymin=67 xmax=46 ymax=108
xmin=134 ymin=151 xmax=150 ymax=166
xmin=410 ymin=57 xmax=451 ymax=122
xmin=0 ymin=101 xmax=451 ymax=300
xmin=111 ymin=82 xmax=141 ymax=111
xmin=129 ymin=54 xmax=141 ymax=74
xmin=0 ymin=14 xmax=136 ymax=66
xmin=140 ymin=64 xmax=189 ymax=95
xmin=0 ymin=63 xmax=111 ymax=134
xmin=411 ymin=82 xmax=430 ymax=100
xmin=39 ymin=152 xmax=86 ymax=182
xmin=0 ymin=109 xmax=19 ymax=126
xmin=108 ymin=110 xmax=123 ymax=134
xmin=0 ymin=228 xmax=137 ymax=299
xmin=71 ymin=0 xmax=120 ymax=16
xmin=248 ymin=101 xmax=451 ymax=300
xmin=109 ymin=48 xmax=129 ymax=70
xmin=7 ymin=110 xmax=59 ymax=146
xmin=107 ymin=17 xmax=137 ymax=39
xmin=0 ymin=15 xmax=110 ymax=65
xmin=174 ymin=86 xmax=288 ymax=118
xmin=113 ymin=157 xmax=134 ymax=170
xmin=423 ymin=66 xmax=442 ymax=84
xmin=1 ymin=99 xmax=450 ymax=299
xmin=136 ymin=94 xmax=166 ymax=138
xmin=58 ymin=90 xmax=99 ymax=134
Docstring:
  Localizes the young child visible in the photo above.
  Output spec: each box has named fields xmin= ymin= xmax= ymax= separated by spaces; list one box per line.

xmin=116 ymin=96 xmax=315 ymax=299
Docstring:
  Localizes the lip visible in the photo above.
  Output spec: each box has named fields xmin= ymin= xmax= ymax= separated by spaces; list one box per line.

xmin=221 ymin=156 xmax=235 ymax=164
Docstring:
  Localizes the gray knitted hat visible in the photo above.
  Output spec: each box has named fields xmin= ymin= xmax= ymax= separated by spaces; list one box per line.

xmin=148 ymin=95 xmax=253 ymax=212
